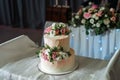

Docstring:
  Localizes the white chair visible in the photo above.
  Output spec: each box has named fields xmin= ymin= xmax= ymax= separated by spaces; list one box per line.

xmin=95 ymin=49 xmax=120 ymax=80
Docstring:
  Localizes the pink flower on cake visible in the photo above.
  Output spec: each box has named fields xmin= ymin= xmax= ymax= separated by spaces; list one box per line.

xmin=44 ymin=26 xmax=52 ymax=34
xmin=42 ymin=53 xmax=49 ymax=61
xmin=60 ymin=27 xmax=67 ymax=35
xmin=55 ymin=29 xmax=60 ymax=35
xmin=83 ymin=12 xmax=91 ymax=19
xmin=52 ymin=52 xmax=57 ymax=60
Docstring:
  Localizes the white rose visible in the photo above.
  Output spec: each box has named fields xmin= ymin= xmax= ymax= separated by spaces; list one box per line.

xmin=45 ymin=49 xmax=50 ymax=55
xmin=100 ymin=7 xmax=105 ymax=11
xmin=104 ymin=14 xmax=108 ymax=17
xmin=59 ymin=23 xmax=66 ymax=27
xmin=96 ymin=23 xmax=100 ymax=27
xmin=72 ymin=17 xmax=75 ymax=21
xmin=50 ymin=30 xmax=56 ymax=36
xmin=56 ymin=56 xmax=62 ymax=61
xmin=103 ymin=19 xmax=110 ymax=25
xmin=83 ymin=8 xmax=86 ymax=11
xmin=95 ymin=16 xmax=99 ymax=20
xmin=107 ymin=25 xmax=110 ymax=28
xmin=75 ymin=15 xmax=79 ymax=19
xmin=90 ymin=19 xmax=94 ymax=24
xmin=92 ymin=14 xmax=96 ymax=19
xmin=59 ymin=52 xmax=64 ymax=55
xmin=89 ymin=2 xmax=92 ymax=5
xmin=92 ymin=24 xmax=95 ymax=27
xmin=51 ymin=23 xmax=56 ymax=27
xmin=73 ymin=24 xmax=76 ymax=27
xmin=81 ymin=19 xmax=86 ymax=24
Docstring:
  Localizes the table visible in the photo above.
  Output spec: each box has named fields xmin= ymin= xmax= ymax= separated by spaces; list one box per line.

xmin=0 ymin=35 xmax=120 ymax=80
xmin=70 ymin=26 xmax=120 ymax=60
xmin=0 ymin=56 xmax=108 ymax=80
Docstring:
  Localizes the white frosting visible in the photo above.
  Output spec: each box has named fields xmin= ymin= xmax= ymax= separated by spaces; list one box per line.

xmin=39 ymin=49 xmax=75 ymax=73
xmin=44 ymin=34 xmax=70 ymax=52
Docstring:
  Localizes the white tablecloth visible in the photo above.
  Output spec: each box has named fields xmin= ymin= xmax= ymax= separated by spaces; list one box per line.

xmin=0 ymin=54 xmax=120 ymax=80
xmin=44 ymin=21 xmax=120 ymax=60
xmin=70 ymin=26 xmax=120 ymax=60
xmin=0 ymin=56 xmax=108 ymax=80
xmin=0 ymin=35 xmax=120 ymax=80
xmin=0 ymin=35 xmax=39 ymax=68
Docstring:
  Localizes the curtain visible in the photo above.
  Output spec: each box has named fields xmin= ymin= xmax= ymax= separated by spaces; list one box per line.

xmin=0 ymin=0 xmax=118 ymax=28
xmin=0 ymin=0 xmax=45 ymax=29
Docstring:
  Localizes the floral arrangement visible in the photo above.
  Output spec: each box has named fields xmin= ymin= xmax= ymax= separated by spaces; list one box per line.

xmin=70 ymin=2 xmax=120 ymax=35
xmin=44 ymin=22 xmax=71 ymax=36
xmin=36 ymin=45 xmax=71 ymax=63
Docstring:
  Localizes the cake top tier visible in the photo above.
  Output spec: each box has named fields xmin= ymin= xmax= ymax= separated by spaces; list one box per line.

xmin=44 ymin=22 xmax=71 ymax=36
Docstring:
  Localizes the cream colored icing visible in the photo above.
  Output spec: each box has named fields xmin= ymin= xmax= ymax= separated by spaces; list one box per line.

xmin=39 ymin=49 xmax=75 ymax=73
xmin=44 ymin=34 xmax=70 ymax=52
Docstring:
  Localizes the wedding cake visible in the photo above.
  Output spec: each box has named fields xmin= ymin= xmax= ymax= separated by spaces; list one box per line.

xmin=38 ymin=22 xmax=76 ymax=74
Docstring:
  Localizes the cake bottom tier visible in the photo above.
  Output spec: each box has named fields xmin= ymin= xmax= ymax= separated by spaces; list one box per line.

xmin=39 ymin=48 xmax=75 ymax=73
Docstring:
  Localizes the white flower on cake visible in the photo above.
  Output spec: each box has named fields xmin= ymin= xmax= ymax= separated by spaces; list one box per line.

xmin=56 ymin=56 xmax=62 ymax=61
xmin=45 ymin=49 xmax=50 ymax=55
xmin=51 ymin=23 xmax=56 ymax=28
xmin=50 ymin=30 xmax=56 ymax=36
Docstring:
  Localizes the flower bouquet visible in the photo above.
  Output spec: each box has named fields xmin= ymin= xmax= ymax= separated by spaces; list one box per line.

xmin=70 ymin=2 xmax=120 ymax=35
xmin=36 ymin=45 xmax=71 ymax=63
xmin=44 ymin=23 xmax=71 ymax=36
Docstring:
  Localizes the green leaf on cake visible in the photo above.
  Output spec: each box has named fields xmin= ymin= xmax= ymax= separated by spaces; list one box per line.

xmin=35 ymin=50 xmax=40 ymax=57
xmin=52 ymin=46 xmax=58 ymax=51
xmin=60 ymin=47 xmax=64 ymax=51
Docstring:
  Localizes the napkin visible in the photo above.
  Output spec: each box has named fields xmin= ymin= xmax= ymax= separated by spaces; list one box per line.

xmin=0 ymin=35 xmax=39 ymax=68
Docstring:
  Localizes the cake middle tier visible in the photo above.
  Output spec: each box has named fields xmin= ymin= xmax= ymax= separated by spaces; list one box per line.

xmin=44 ymin=34 xmax=70 ymax=52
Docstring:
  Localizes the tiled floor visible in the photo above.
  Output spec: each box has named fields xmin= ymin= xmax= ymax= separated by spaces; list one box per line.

xmin=0 ymin=25 xmax=44 ymax=46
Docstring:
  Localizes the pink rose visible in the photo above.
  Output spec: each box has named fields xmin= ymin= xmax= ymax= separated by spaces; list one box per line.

xmin=60 ymin=27 xmax=67 ymax=35
xmin=96 ymin=11 xmax=103 ymax=17
xmin=83 ymin=12 xmax=91 ymax=19
xmin=55 ymin=29 xmax=60 ymax=35
xmin=52 ymin=52 xmax=57 ymax=60
xmin=42 ymin=53 xmax=48 ymax=61
xmin=110 ymin=16 xmax=116 ymax=22
xmin=44 ymin=26 xmax=52 ymax=34
xmin=110 ymin=8 xmax=115 ymax=13
xmin=77 ymin=7 xmax=83 ymax=14
xmin=110 ymin=8 xmax=115 ymax=16
xmin=91 ymin=4 xmax=98 ymax=9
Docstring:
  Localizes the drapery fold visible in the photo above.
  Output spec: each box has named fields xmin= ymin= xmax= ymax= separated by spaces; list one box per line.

xmin=0 ymin=0 xmax=119 ymax=28
xmin=0 ymin=0 xmax=45 ymax=28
